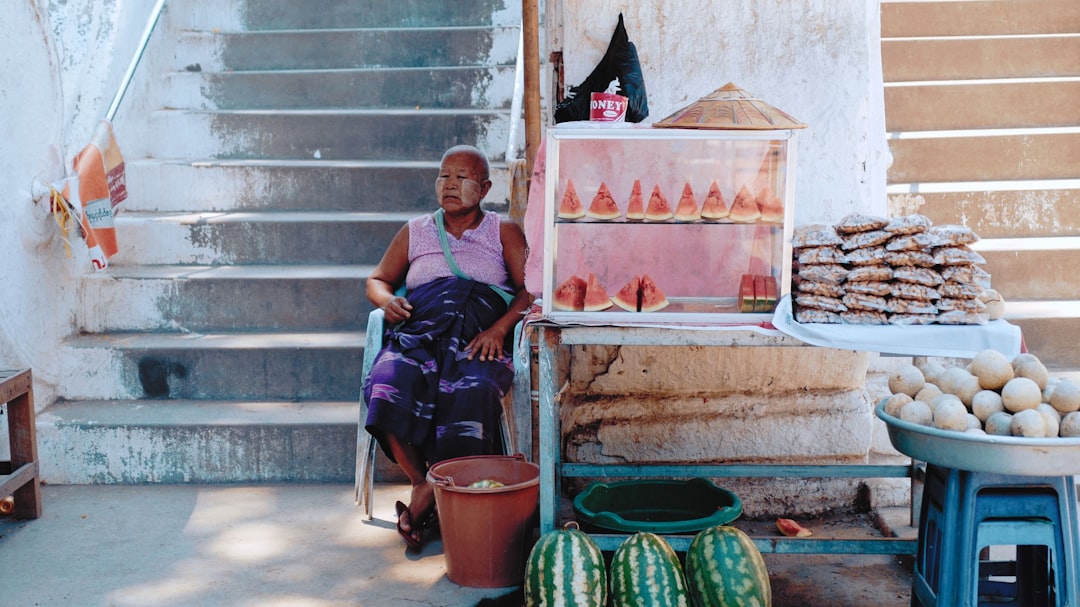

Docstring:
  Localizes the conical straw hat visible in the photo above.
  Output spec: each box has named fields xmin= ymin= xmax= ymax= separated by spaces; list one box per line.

xmin=654 ymin=83 xmax=807 ymax=130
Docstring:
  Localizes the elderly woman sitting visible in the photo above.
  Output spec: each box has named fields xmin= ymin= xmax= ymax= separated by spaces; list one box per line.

xmin=362 ymin=144 xmax=532 ymax=549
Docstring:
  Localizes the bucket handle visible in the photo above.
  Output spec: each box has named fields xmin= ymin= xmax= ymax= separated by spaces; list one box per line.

xmin=428 ymin=453 xmax=528 ymax=487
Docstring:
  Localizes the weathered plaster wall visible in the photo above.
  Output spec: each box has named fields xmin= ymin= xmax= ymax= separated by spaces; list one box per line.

xmin=548 ymin=0 xmax=888 ymax=224
xmin=0 ymin=2 xmax=154 ymax=407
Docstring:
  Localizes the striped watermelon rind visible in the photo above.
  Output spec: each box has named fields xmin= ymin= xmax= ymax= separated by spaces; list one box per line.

xmin=685 ymin=525 xmax=771 ymax=607
xmin=524 ymin=523 xmax=607 ymax=607
xmin=610 ymin=532 xmax=690 ymax=607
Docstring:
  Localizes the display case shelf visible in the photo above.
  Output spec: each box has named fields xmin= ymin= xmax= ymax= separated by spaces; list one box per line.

xmin=542 ymin=126 xmax=797 ymax=324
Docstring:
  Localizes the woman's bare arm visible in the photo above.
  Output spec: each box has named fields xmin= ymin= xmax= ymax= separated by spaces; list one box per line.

xmin=367 ymin=225 xmax=413 ymax=323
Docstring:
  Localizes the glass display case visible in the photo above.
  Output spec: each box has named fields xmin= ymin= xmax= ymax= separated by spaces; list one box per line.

xmin=542 ymin=125 xmax=797 ymax=323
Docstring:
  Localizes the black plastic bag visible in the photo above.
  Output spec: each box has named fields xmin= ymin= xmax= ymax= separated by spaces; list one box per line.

xmin=554 ymin=13 xmax=649 ymax=123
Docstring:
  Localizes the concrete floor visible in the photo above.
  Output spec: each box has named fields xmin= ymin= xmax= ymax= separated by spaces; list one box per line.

xmin=0 ymin=483 xmax=916 ymax=606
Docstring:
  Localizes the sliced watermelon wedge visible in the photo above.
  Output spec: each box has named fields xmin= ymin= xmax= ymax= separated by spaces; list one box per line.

xmin=729 ymin=184 xmax=760 ymax=223
xmin=552 ymin=274 xmax=587 ymax=311
xmin=639 ymin=274 xmax=670 ymax=312
xmin=583 ymin=273 xmax=613 ymax=311
xmin=586 ymin=182 xmax=621 ymax=220
xmin=611 ymin=275 xmax=641 ymax=312
xmin=674 ymin=182 xmax=700 ymax=221
xmin=645 ymin=185 xmax=673 ymax=221
xmin=558 ymin=179 xmax=585 ymax=219
xmin=701 ymin=179 xmax=729 ymax=219
xmin=756 ymin=186 xmax=784 ymax=223
xmin=776 ymin=518 xmax=812 ymax=537
xmin=625 ymin=179 xmax=645 ymax=220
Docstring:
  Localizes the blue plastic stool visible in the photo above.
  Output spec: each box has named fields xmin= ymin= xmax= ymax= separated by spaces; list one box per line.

xmin=913 ymin=464 xmax=1080 ymax=607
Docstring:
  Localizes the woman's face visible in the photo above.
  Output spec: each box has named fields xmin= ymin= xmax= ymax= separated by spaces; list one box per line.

xmin=436 ymin=153 xmax=488 ymax=213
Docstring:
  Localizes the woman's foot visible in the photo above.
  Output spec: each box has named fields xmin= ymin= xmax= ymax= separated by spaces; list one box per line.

xmin=395 ymin=500 xmax=439 ymax=550
xmin=407 ymin=482 xmax=436 ymax=523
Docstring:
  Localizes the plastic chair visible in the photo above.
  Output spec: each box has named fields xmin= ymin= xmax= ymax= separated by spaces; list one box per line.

xmin=353 ymin=308 xmax=529 ymax=519
xmin=913 ymin=463 xmax=1080 ymax=607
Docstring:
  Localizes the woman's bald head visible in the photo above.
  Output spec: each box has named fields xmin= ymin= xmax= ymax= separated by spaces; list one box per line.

xmin=441 ymin=145 xmax=490 ymax=182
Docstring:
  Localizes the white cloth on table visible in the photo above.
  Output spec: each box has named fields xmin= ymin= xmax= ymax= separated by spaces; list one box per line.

xmin=771 ymin=295 xmax=1023 ymax=359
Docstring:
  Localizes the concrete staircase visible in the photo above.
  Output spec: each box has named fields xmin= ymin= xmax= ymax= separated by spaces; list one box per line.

xmin=38 ymin=0 xmax=521 ymax=483
xmin=881 ymin=0 xmax=1080 ymax=370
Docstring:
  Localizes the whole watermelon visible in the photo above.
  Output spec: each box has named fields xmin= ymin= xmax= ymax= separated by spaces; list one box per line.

xmin=685 ymin=526 xmax=771 ymax=607
xmin=610 ymin=532 xmax=690 ymax=607
xmin=524 ymin=523 xmax=607 ymax=607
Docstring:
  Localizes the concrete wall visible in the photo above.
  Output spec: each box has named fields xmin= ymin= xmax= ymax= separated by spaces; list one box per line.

xmin=0 ymin=2 xmax=151 ymax=406
xmin=548 ymin=0 xmax=889 ymax=224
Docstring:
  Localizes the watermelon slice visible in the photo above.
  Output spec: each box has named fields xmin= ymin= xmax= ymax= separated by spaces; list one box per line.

xmin=552 ymin=274 xmax=587 ymax=311
xmin=645 ymin=185 xmax=673 ymax=221
xmin=753 ymin=275 xmax=767 ymax=312
xmin=738 ymin=274 xmax=756 ymax=312
xmin=674 ymin=182 xmax=701 ymax=222
xmin=756 ymin=186 xmax=784 ymax=223
xmin=558 ymin=179 xmax=585 ymax=220
xmin=776 ymin=518 xmax=813 ymax=537
xmin=583 ymin=273 xmax=613 ymax=311
xmin=701 ymin=180 xmax=729 ymax=220
xmin=639 ymin=274 xmax=670 ymax=312
xmin=611 ymin=275 xmax=641 ymax=312
xmin=729 ymin=185 xmax=760 ymax=223
xmin=763 ymin=275 xmax=778 ymax=311
xmin=586 ymin=182 xmax=621 ymax=220
xmin=625 ymin=179 xmax=645 ymax=220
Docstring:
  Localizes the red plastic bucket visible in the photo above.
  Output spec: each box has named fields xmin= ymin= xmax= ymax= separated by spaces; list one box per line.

xmin=427 ymin=454 xmax=540 ymax=588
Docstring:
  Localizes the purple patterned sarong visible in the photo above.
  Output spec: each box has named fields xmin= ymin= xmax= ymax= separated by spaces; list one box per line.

xmin=363 ymin=276 xmax=514 ymax=465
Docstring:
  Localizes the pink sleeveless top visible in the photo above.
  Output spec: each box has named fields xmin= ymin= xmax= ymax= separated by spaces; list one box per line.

xmin=406 ymin=211 xmax=511 ymax=292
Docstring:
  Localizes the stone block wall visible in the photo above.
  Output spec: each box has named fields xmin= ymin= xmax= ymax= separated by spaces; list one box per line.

xmin=554 ymin=343 xmax=910 ymax=517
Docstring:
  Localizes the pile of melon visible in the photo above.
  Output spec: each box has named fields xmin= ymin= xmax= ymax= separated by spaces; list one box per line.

xmin=882 ymin=349 xmax=1080 ymax=438
xmin=524 ymin=523 xmax=771 ymax=607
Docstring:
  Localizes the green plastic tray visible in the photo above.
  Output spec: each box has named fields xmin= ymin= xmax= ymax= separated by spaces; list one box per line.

xmin=573 ymin=477 xmax=742 ymax=534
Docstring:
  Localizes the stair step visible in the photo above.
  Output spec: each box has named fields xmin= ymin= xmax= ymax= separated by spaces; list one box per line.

xmin=37 ymin=399 xmax=357 ymax=483
xmin=122 ymin=159 xmax=511 ymax=213
xmin=1003 ymin=300 xmax=1080 ymax=368
xmin=163 ymin=65 xmax=516 ymax=110
xmin=886 ymin=180 xmax=1080 ymax=239
xmin=112 ymin=211 xmax=410 ymax=265
xmin=78 ymin=264 xmax=375 ymax=332
xmin=176 ymin=27 xmax=519 ymax=72
xmin=884 ymin=78 xmax=1080 ymax=131
xmin=881 ymin=0 xmax=1080 ymax=38
xmin=64 ymin=330 xmax=365 ymax=401
xmin=41 ymin=0 xmax=523 ymax=486
xmin=180 ymin=0 xmax=521 ymax=31
xmin=882 ymin=35 xmax=1080 ymax=82
xmin=139 ymin=108 xmax=512 ymax=161
xmin=973 ymin=237 xmax=1080 ymax=301
xmin=887 ymin=127 xmax=1080 ymax=184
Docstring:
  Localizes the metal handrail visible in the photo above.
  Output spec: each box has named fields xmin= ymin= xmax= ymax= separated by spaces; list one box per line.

xmin=105 ymin=0 xmax=167 ymax=122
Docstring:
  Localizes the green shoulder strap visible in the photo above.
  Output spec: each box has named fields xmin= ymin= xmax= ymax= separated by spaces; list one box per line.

xmin=433 ymin=209 xmax=514 ymax=305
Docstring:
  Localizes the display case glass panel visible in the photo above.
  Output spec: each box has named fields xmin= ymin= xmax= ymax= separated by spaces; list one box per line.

xmin=542 ymin=126 xmax=796 ymax=324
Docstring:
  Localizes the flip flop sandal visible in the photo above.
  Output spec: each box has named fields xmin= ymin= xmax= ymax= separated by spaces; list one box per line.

xmin=395 ymin=501 xmax=425 ymax=550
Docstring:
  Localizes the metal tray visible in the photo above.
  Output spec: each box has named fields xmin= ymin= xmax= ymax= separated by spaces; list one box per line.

xmin=877 ymin=401 xmax=1080 ymax=477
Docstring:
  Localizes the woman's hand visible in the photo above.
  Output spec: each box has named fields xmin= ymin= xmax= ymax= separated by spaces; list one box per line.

xmin=382 ymin=296 xmax=412 ymax=324
xmin=465 ymin=326 xmax=507 ymax=362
